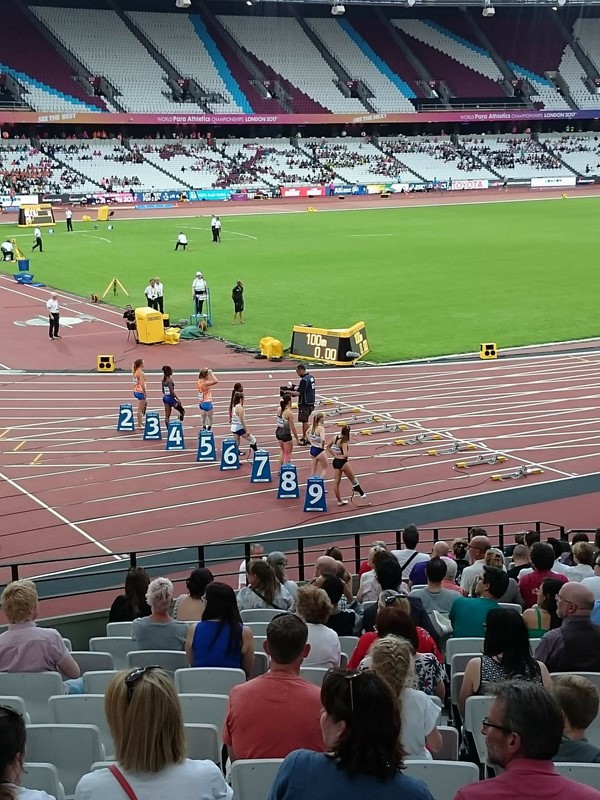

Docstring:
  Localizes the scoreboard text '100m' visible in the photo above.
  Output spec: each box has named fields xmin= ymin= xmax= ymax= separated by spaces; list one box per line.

xmin=290 ymin=322 xmax=369 ymax=366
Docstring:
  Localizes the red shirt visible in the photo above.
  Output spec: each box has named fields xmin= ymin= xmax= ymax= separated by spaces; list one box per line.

xmin=519 ymin=569 xmax=568 ymax=609
xmin=223 ymin=671 xmax=324 ymax=759
xmin=348 ymin=627 xmax=442 ymax=670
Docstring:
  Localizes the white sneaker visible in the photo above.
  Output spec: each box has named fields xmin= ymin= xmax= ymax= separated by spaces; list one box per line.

xmin=337 ymin=500 xmax=348 ymax=506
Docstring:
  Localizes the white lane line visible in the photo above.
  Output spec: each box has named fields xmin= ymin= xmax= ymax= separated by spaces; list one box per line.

xmin=0 ymin=470 xmax=119 ymax=557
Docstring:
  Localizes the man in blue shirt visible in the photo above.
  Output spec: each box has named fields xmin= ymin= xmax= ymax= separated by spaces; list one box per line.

xmin=291 ymin=364 xmax=315 ymax=445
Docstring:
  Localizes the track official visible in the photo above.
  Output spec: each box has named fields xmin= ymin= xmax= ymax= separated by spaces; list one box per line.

xmin=32 ymin=227 xmax=43 ymax=253
xmin=47 ymin=293 xmax=60 ymax=340
xmin=175 ymin=232 xmax=188 ymax=251
xmin=211 ymin=216 xmax=221 ymax=243
xmin=66 ymin=208 xmax=73 ymax=232
xmin=192 ymin=272 xmax=207 ymax=316
xmin=290 ymin=364 xmax=316 ymax=445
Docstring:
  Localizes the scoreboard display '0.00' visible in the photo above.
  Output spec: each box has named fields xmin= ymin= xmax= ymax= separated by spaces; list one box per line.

xmin=289 ymin=321 xmax=369 ymax=366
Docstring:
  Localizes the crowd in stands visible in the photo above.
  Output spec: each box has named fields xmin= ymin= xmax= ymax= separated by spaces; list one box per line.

xmin=546 ymin=134 xmax=600 ymax=174
xmin=0 ymin=141 xmax=89 ymax=193
xmin=463 ymin=137 xmax=562 ymax=171
xmin=1 ymin=524 xmax=600 ymax=798
xmin=379 ymin=137 xmax=480 ymax=173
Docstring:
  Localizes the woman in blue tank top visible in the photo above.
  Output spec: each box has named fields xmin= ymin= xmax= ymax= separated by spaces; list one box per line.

xmin=185 ymin=582 xmax=254 ymax=676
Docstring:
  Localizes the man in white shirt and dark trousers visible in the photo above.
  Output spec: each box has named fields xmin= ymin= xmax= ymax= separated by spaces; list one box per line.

xmin=154 ymin=277 xmax=164 ymax=314
xmin=65 ymin=209 xmax=73 ymax=232
xmin=32 ymin=227 xmax=43 ymax=252
xmin=47 ymin=293 xmax=60 ymax=340
xmin=144 ymin=278 xmax=158 ymax=310
xmin=175 ymin=232 xmax=188 ymax=251
xmin=192 ymin=272 xmax=207 ymax=316
xmin=211 ymin=216 xmax=221 ymax=243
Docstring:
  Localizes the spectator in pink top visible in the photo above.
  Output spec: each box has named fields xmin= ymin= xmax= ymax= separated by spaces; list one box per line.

xmin=0 ymin=579 xmax=82 ymax=693
xmin=519 ymin=543 xmax=568 ymax=609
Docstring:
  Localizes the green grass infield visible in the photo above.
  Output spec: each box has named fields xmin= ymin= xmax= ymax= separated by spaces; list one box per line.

xmin=2 ymin=196 xmax=599 ymax=362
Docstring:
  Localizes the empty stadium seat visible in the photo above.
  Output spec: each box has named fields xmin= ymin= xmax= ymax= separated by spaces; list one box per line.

xmin=230 ymin=759 xmax=285 ymax=800
xmin=174 ymin=667 xmax=246 ymax=696
xmin=0 ymin=673 xmax=64 ymax=723
xmin=26 ymin=724 xmax=105 ymax=798
xmin=403 ymin=760 xmax=479 ymax=800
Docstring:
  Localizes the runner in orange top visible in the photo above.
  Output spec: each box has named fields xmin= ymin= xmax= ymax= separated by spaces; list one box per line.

xmin=132 ymin=358 xmax=147 ymax=429
xmin=197 ymin=368 xmax=219 ymax=430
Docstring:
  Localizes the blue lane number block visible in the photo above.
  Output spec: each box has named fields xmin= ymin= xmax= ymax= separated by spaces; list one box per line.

xmin=277 ymin=463 xmax=299 ymax=499
xmin=197 ymin=430 xmax=217 ymax=462
xmin=220 ymin=438 xmax=241 ymax=470
xmin=143 ymin=411 xmax=162 ymax=441
xmin=166 ymin=420 xmax=185 ymax=450
xmin=117 ymin=403 xmax=135 ymax=431
xmin=251 ymin=449 xmax=272 ymax=483
xmin=304 ymin=475 xmax=327 ymax=512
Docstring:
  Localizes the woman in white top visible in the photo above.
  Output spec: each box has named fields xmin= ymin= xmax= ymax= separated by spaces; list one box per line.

xmin=276 ymin=394 xmax=299 ymax=468
xmin=295 ymin=585 xmax=341 ymax=669
xmin=307 ymin=413 xmax=328 ymax=479
xmin=266 ymin=551 xmax=299 ymax=602
xmin=75 ymin=667 xmax=231 ymax=800
xmin=370 ymin=635 xmax=442 ymax=760
xmin=236 ymin=562 xmax=293 ymax=612
xmin=0 ymin=704 xmax=55 ymax=800
xmin=230 ymin=391 xmax=258 ymax=458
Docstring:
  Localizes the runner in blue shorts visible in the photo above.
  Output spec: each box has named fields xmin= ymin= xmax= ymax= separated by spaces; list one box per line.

xmin=161 ymin=365 xmax=185 ymax=425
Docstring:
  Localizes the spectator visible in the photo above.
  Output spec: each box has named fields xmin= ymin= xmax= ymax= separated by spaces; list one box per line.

xmin=0 ymin=703 xmax=55 ymax=800
xmin=132 ymin=578 xmax=188 ymax=652
xmin=185 ymin=582 xmax=253 ymax=675
xmin=358 ymin=541 xmax=388 ymax=577
xmin=442 ymin=558 xmax=461 ymax=591
xmin=450 ymin=567 xmax=509 ymax=638
xmin=546 ymin=537 xmax=571 ymax=576
xmin=316 ymin=573 xmax=362 ymax=636
xmin=267 ymin=551 xmax=298 ymax=601
xmin=408 ymin=541 xmax=451 ymax=587
xmin=390 ymin=525 xmax=430 ymax=581
xmin=173 ymin=567 xmax=213 ymax=622
xmin=536 ymin=583 xmax=600 ymax=673
xmin=484 ymin=549 xmax=524 ymax=607
xmin=460 ymin=534 xmax=491 ymax=595
xmin=313 ymin=554 xmax=339 ymax=579
xmin=506 ymin=544 xmax=531 ymax=580
xmin=109 ymin=567 xmax=151 ymax=622
xmin=267 ymin=669 xmax=434 ymax=800
xmin=410 ymin=558 xmax=460 ymax=617
xmin=357 ymin=550 xmax=405 ymax=603
xmin=553 ymin=674 xmax=600 ymax=763
xmin=522 ymin=578 xmax=563 ymax=638
xmin=566 ymin=542 xmax=596 ymax=582
xmin=582 ymin=553 xmax=600 ymax=600
xmin=295 ymin=585 xmax=341 ymax=669
xmin=459 ymin=608 xmax=552 ymax=717
xmin=452 ymin=538 xmax=470 ymax=583
xmin=0 ymin=579 xmax=82 ymax=694
xmin=237 ymin=542 xmax=264 ymax=589
xmin=361 ymin=558 xmax=439 ymax=642
xmin=237 ymin=561 xmax=293 ymax=612
xmin=75 ymin=667 xmax=231 ymax=800
xmin=453 ymin=681 xmax=600 ymax=800
xmin=519 ymin=543 xmax=568 ymax=609
xmin=349 ymin=606 xmax=445 ymax=699
xmin=223 ymin=614 xmax=324 ymax=761
xmin=370 ymin=635 xmax=442 ymax=760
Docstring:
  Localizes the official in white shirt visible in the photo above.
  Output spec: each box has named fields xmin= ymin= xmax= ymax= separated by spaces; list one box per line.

xmin=144 ymin=279 xmax=158 ymax=310
xmin=1 ymin=239 xmax=14 ymax=261
xmin=192 ymin=272 xmax=207 ymax=316
xmin=154 ymin=278 xmax=164 ymax=314
xmin=46 ymin=293 xmax=60 ymax=339
xmin=211 ymin=216 xmax=221 ymax=243
xmin=32 ymin=227 xmax=43 ymax=253
xmin=175 ymin=232 xmax=188 ymax=251
xmin=66 ymin=208 xmax=73 ymax=232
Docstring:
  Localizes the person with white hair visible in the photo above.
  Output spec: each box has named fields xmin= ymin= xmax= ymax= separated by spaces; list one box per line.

xmin=46 ymin=292 xmax=60 ymax=340
xmin=132 ymin=578 xmax=188 ymax=651
xmin=192 ymin=271 xmax=207 ymax=316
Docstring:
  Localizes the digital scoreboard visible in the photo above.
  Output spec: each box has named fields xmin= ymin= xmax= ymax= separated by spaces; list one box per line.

xmin=18 ymin=204 xmax=55 ymax=227
xmin=290 ymin=321 xmax=369 ymax=366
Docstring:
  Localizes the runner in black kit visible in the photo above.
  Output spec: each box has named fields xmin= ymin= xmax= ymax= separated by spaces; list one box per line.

xmin=289 ymin=364 xmax=315 ymax=445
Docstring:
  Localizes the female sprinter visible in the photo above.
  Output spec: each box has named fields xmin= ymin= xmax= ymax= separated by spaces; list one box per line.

xmin=276 ymin=394 xmax=299 ymax=468
xmin=132 ymin=358 xmax=147 ymax=429
xmin=308 ymin=412 xmax=327 ymax=478
xmin=228 ymin=381 xmax=243 ymax=422
xmin=327 ymin=424 xmax=367 ymax=506
xmin=161 ymin=365 xmax=185 ymax=425
xmin=197 ymin=368 xmax=218 ymax=430
xmin=230 ymin=391 xmax=258 ymax=458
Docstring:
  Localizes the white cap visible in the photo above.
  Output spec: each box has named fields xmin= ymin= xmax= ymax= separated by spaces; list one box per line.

xmin=196 ymin=271 xmax=202 ymax=277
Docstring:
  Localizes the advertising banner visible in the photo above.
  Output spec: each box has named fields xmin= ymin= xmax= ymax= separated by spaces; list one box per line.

xmin=530 ymin=176 xmax=576 ymax=188
xmin=280 ymin=185 xmax=326 ymax=198
xmin=450 ymin=179 xmax=489 ymax=191
xmin=187 ymin=189 xmax=231 ymax=201
xmin=1 ymin=193 xmax=38 ymax=209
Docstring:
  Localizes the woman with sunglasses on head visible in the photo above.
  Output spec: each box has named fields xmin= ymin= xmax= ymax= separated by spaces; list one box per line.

xmin=75 ymin=667 xmax=232 ymax=800
xmin=267 ymin=669 xmax=434 ymax=800
xmin=458 ymin=607 xmax=552 ymax=719
xmin=326 ymin=425 xmax=367 ymax=507
xmin=0 ymin=704 xmax=55 ymax=800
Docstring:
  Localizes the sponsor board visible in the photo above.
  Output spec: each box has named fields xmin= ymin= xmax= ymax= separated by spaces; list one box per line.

xmin=530 ymin=176 xmax=576 ymax=188
xmin=449 ymin=179 xmax=489 ymax=191
xmin=1 ymin=193 xmax=38 ymax=209
xmin=280 ymin=185 xmax=326 ymax=198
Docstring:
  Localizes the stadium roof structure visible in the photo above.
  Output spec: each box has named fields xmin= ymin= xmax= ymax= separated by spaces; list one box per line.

xmin=249 ymin=0 xmax=600 ymax=5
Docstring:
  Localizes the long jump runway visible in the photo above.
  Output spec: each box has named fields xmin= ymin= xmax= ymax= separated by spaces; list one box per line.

xmin=2 ymin=352 xmax=600 ymax=577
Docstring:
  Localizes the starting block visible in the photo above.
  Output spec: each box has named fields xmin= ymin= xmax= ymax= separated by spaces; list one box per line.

xmin=143 ymin=411 xmax=162 ymax=441
xmin=394 ymin=433 xmax=444 ymax=446
xmin=491 ymin=465 xmax=543 ymax=481
xmin=427 ymin=442 xmax=477 ymax=456
xmin=278 ymin=463 xmax=299 ymax=499
xmin=117 ymin=403 xmax=135 ymax=432
xmin=303 ymin=475 xmax=327 ymax=512
xmin=325 ymin=406 xmax=343 ymax=417
xmin=361 ymin=422 xmax=409 ymax=435
xmin=455 ymin=454 xmax=507 ymax=468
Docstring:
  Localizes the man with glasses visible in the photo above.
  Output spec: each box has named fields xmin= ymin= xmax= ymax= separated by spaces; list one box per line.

xmin=536 ymin=583 xmax=600 ymax=674
xmin=460 ymin=533 xmax=491 ymax=596
xmin=454 ymin=681 xmax=600 ymax=799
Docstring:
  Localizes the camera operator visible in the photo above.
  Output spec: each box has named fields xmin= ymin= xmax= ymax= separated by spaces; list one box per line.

xmin=286 ymin=364 xmax=316 ymax=446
